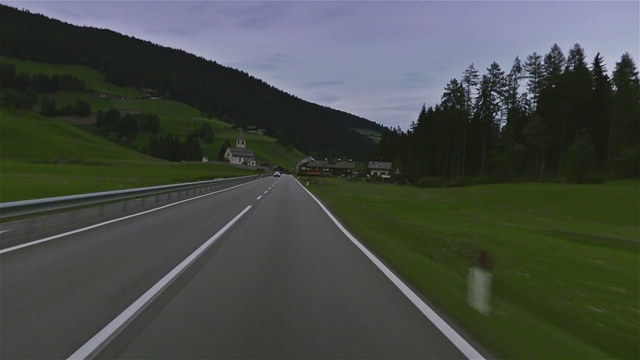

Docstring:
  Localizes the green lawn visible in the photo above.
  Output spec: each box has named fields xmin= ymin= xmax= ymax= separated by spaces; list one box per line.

xmin=0 ymin=160 xmax=257 ymax=202
xmin=0 ymin=107 xmax=153 ymax=161
xmin=306 ymin=179 xmax=639 ymax=359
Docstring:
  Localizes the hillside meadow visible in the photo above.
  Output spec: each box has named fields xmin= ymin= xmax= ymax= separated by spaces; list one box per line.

xmin=306 ymin=178 xmax=639 ymax=359
xmin=0 ymin=108 xmax=258 ymax=202
xmin=1 ymin=56 xmax=307 ymax=170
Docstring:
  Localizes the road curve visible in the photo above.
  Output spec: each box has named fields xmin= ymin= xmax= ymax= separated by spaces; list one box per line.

xmin=1 ymin=175 xmax=477 ymax=359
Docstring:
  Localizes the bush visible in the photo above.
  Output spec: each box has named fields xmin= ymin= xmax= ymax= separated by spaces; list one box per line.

xmin=565 ymin=129 xmax=603 ymax=183
xmin=612 ymin=147 xmax=640 ymax=179
xmin=416 ymin=176 xmax=446 ymax=188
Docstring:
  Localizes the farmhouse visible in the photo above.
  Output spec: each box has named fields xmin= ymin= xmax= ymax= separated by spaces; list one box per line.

xmin=297 ymin=157 xmax=356 ymax=177
xmin=224 ymin=130 xmax=257 ymax=166
xmin=368 ymin=161 xmax=393 ymax=177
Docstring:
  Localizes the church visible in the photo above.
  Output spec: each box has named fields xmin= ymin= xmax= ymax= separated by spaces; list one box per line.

xmin=224 ymin=129 xmax=257 ymax=167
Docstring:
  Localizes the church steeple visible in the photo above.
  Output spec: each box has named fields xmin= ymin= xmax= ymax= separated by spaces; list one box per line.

xmin=236 ymin=129 xmax=246 ymax=148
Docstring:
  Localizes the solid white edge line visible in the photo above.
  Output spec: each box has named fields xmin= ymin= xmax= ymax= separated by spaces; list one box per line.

xmin=0 ymin=179 xmax=261 ymax=255
xmin=295 ymin=179 xmax=485 ymax=360
xmin=67 ymin=205 xmax=253 ymax=360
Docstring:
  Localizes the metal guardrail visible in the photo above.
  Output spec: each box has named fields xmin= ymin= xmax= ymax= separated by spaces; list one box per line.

xmin=0 ymin=175 xmax=261 ymax=220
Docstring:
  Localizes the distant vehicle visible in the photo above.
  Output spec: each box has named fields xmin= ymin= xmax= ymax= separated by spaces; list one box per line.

xmin=274 ymin=171 xmax=281 ymax=177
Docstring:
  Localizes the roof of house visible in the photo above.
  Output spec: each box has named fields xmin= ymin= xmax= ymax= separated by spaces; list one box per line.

xmin=304 ymin=160 xmax=355 ymax=170
xmin=297 ymin=157 xmax=314 ymax=166
xmin=228 ymin=147 xmax=255 ymax=158
xmin=368 ymin=161 xmax=393 ymax=170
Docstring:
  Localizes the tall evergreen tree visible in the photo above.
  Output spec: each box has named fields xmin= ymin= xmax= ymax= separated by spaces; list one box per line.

xmin=590 ymin=52 xmax=612 ymax=168
xmin=564 ymin=128 xmax=600 ymax=183
xmin=473 ymin=70 xmax=503 ymax=174
xmin=441 ymin=79 xmax=467 ymax=177
xmin=563 ymin=44 xmax=592 ymax=164
xmin=610 ymin=52 xmax=640 ymax=177
xmin=524 ymin=52 xmax=544 ymax=109
xmin=539 ymin=44 xmax=567 ymax=171
xmin=502 ymin=57 xmax=528 ymax=177
xmin=461 ymin=64 xmax=480 ymax=175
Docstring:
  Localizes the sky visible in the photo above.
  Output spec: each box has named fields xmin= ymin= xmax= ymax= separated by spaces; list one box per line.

xmin=4 ymin=1 xmax=639 ymax=130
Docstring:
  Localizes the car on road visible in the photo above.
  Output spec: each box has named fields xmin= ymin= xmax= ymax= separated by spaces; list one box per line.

xmin=274 ymin=171 xmax=281 ymax=177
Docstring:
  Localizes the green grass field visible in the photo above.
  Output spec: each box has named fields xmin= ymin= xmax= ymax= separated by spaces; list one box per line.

xmin=0 ymin=160 xmax=256 ymax=202
xmin=306 ymin=178 xmax=639 ymax=359
xmin=0 ymin=107 xmax=259 ymax=201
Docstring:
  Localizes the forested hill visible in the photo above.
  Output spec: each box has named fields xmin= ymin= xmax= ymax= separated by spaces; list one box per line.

xmin=0 ymin=5 xmax=383 ymax=159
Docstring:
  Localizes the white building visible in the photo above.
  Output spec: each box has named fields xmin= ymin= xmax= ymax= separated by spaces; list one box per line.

xmin=224 ymin=130 xmax=257 ymax=166
xmin=368 ymin=161 xmax=393 ymax=177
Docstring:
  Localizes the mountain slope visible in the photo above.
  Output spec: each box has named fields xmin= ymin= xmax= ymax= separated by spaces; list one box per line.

xmin=0 ymin=4 xmax=384 ymax=159
xmin=1 ymin=55 xmax=307 ymax=169
xmin=0 ymin=107 xmax=155 ymax=162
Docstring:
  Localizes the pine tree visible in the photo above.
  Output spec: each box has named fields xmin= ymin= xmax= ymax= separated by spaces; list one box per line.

xmin=538 ymin=44 xmax=568 ymax=171
xmin=522 ymin=116 xmax=550 ymax=179
xmin=564 ymin=44 xmax=592 ymax=163
xmin=590 ymin=53 xmax=612 ymax=168
xmin=524 ymin=52 xmax=544 ymax=109
xmin=564 ymin=129 xmax=601 ymax=183
xmin=610 ymin=53 xmax=640 ymax=177
xmin=461 ymin=64 xmax=480 ymax=176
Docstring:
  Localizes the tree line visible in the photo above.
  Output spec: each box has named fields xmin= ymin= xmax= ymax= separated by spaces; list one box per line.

xmin=377 ymin=44 xmax=639 ymax=184
xmin=95 ymin=108 xmax=160 ymax=140
xmin=40 ymin=98 xmax=92 ymax=117
xmin=95 ymin=107 xmax=211 ymax=162
xmin=0 ymin=5 xmax=383 ymax=160
xmin=0 ymin=61 xmax=87 ymax=110
xmin=147 ymin=133 xmax=203 ymax=162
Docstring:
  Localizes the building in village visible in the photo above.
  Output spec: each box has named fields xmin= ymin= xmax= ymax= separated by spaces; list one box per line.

xmin=367 ymin=161 xmax=393 ymax=178
xmin=297 ymin=157 xmax=356 ymax=177
xmin=224 ymin=130 xmax=257 ymax=167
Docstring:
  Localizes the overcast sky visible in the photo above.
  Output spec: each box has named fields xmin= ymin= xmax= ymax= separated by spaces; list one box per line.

xmin=4 ymin=1 xmax=639 ymax=129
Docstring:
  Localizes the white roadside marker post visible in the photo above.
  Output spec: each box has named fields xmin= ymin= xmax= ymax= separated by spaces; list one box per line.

xmin=467 ymin=250 xmax=493 ymax=316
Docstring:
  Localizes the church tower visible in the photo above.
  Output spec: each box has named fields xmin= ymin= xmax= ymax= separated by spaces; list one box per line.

xmin=236 ymin=129 xmax=246 ymax=148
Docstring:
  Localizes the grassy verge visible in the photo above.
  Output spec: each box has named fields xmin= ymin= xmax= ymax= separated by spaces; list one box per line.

xmin=0 ymin=160 xmax=258 ymax=202
xmin=306 ymin=178 xmax=639 ymax=359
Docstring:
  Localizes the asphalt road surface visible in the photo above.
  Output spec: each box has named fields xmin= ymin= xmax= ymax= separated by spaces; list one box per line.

xmin=1 ymin=175 xmax=482 ymax=359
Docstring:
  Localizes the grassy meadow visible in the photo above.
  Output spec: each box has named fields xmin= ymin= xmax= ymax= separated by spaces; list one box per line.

xmin=0 ymin=108 xmax=258 ymax=202
xmin=306 ymin=178 xmax=639 ymax=359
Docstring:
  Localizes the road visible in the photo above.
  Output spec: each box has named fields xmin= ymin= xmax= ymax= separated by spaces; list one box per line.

xmin=1 ymin=175 xmax=481 ymax=359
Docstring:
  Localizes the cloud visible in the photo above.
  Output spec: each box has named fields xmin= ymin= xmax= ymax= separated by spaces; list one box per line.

xmin=228 ymin=52 xmax=295 ymax=73
xmin=374 ymin=103 xmax=422 ymax=112
xmin=208 ymin=2 xmax=292 ymax=31
xmin=305 ymin=80 xmax=345 ymax=88
xmin=392 ymin=72 xmax=435 ymax=87
xmin=311 ymin=92 xmax=342 ymax=105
